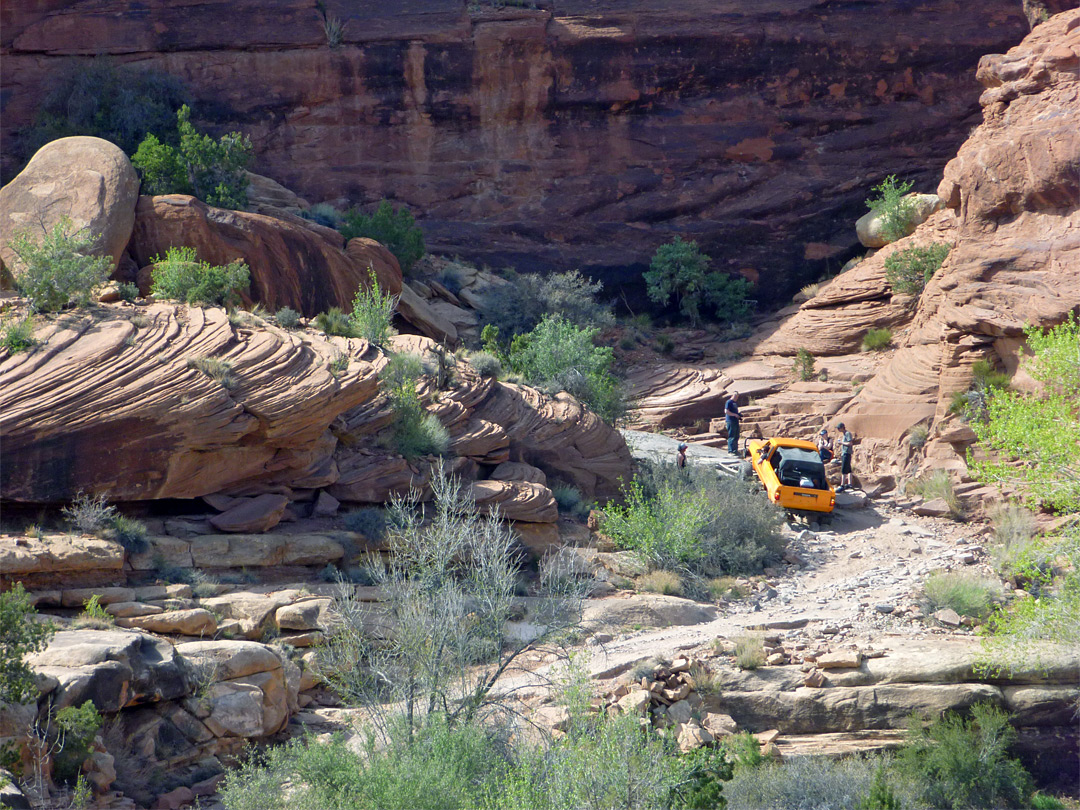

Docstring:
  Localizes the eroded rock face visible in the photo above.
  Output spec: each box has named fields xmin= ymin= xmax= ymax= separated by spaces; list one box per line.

xmin=0 ymin=136 xmax=139 ymax=274
xmin=0 ymin=2 xmax=1030 ymax=304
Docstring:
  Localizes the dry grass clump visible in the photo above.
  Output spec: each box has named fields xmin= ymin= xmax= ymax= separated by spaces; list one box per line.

xmin=734 ymin=633 xmax=765 ymax=670
xmin=636 ymin=570 xmax=683 ymax=596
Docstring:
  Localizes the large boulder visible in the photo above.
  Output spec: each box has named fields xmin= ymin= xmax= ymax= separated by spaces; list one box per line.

xmin=855 ymin=193 xmax=944 ymax=248
xmin=0 ymin=136 xmax=139 ymax=275
xmin=129 ymin=194 xmax=402 ymax=315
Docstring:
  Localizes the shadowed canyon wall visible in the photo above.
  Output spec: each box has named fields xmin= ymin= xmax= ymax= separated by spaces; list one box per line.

xmin=1 ymin=1 xmax=1039 ymax=304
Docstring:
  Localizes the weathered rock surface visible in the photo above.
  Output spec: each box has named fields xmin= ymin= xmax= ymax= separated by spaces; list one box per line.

xmin=0 ymin=2 xmax=1030 ymax=304
xmin=0 ymin=136 xmax=139 ymax=274
xmin=583 ymin=594 xmax=717 ymax=630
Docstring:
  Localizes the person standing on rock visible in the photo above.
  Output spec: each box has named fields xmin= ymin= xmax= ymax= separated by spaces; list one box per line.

xmin=836 ymin=422 xmax=854 ymax=491
xmin=725 ymin=391 xmax=741 ymax=456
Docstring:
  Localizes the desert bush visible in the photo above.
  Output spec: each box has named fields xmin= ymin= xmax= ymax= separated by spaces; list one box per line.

xmin=897 ymin=702 xmax=1033 ymax=809
xmin=636 ymin=570 xmax=683 ymax=596
xmin=1 ymin=318 xmax=37 ymax=353
xmin=340 ymin=201 xmax=425 ymax=274
xmin=505 ymin=314 xmax=623 ymax=423
xmin=315 ymin=0 xmax=346 ymax=47
xmin=906 ymin=424 xmax=930 ymax=448
xmin=15 ymin=58 xmax=189 ymax=163
xmin=707 ymin=576 xmax=748 ymax=601
xmin=725 ymin=753 xmax=912 ymax=810
xmin=865 ymin=175 xmax=916 ymax=244
xmin=551 ymin=485 xmax=589 ymax=519
xmin=861 ymin=328 xmax=893 ymax=352
xmin=329 ymin=352 xmax=349 ymax=375
xmin=644 ymin=237 xmax=752 ymax=326
xmin=51 ymin=702 xmax=103 ymax=785
xmin=314 ymin=307 xmax=357 ymax=338
xmin=8 ymin=217 xmax=112 ymax=312
xmin=655 ymin=333 xmax=675 ymax=354
xmin=379 ymin=353 xmax=449 ymax=460
xmin=342 ymin=507 xmax=386 ymax=540
xmin=108 ymin=514 xmax=148 ymax=553
xmin=116 ymin=281 xmax=139 ymax=303
xmin=73 ymin=594 xmax=114 ymax=630
xmin=63 ymin=491 xmax=117 ymax=534
xmin=132 ymin=104 xmax=252 ymax=209
xmin=468 ymin=351 xmax=502 ymax=379
xmin=300 ymin=203 xmax=344 ymax=229
xmin=911 ymin=469 xmax=964 ymax=519
xmin=476 ymin=269 xmax=614 ymax=341
xmin=150 ymin=245 xmax=249 ymax=306
xmin=733 ymin=634 xmax=765 ymax=670
xmin=923 ymin=571 xmax=1000 ymax=619
xmin=884 ymin=242 xmax=950 ymax=295
xmin=990 ymin=502 xmax=1037 ymax=550
xmin=275 ymin=307 xmax=301 ymax=329
xmin=188 ymin=356 xmax=236 ymax=389
xmin=0 ymin=583 xmax=56 ymax=703
xmin=800 ymin=281 xmax=821 ymax=300
xmin=603 ymin=464 xmax=784 ymax=576
xmin=351 ymin=268 xmax=398 ymax=347
xmin=794 ymin=348 xmax=816 ymax=381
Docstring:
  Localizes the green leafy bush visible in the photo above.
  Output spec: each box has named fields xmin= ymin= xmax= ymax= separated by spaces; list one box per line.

xmin=314 ymin=307 xmax=357 ymax=338
xmin=884 ymin=242 xmax=950 ymax=295
xmin=601 ymin=464 xmax=784 ymax=575
xmin=16 ymin=58 xmax=189 ymax=164
xmin=866 ymin=175 xmax=916 ymax=244
xmin=74 ymin=594 xmax=114 ymax=630
xmin=794 ymin=348 xmax=816 ymax=381
xmin=505 ymin=314 xmax=623 ymax=423
xmin=477 ymin=269 xmax=614 ymax=341
xmin=0 ymin=583 xmax=56 ymax=704
xmin=897 ymin=702 xmax=1033 ymax=809
xmin=551 ymin=485 xmax=588 ymax=518
xmin=275 ymin=307 xmax=301 ymax=329
xmin=351 ymin=268 xmax=398 ymax=347
xmin=8 ymin=217 xmax=112 ymax=312
xmin=132 ymin=104 xmax=252 ymax=209
xmin=923 ymin=571 xmax=1000 ymax=619
xmin=340 ymin=201 xmax=425 ymax=274
xmin=379 ymin=352 xmax=449 ymax=459
xmin=150 ymin=246 xmax=249 ymax=306
xmin=468 ymin=351 xmax=502 ymax=379
xmin=52 ymin=702 xmax=104 ymax=784
xmin=1 ymin=318 xmax=37 ymax=353
xmin=117 ymin=281 xmax=140 ymax=302
xmin=861 ymin=327 xmax=893 ymax=352
xmin=644 ymin=237 xmax=752 ymax=326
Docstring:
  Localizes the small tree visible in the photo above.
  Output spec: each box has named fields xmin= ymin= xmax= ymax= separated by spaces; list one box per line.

xmin=866 ymin=175 xmax=916 ymax=244
xmin=8 ymin=217 xmax=112 ymax=312
xmin=132 ymin=104 xmax=253 ymax=209
xmin=0 ymin=583 xmax=56 ymax=704
xmin=315 ymin=464 xmax=589 ymax=738
xmin=644 ymin=237 xmax=752 ymax=326
xmin=340 ymin=200 xmax=426 ymax=274
xmin=351 ymin=267 xmax=398 ymax=347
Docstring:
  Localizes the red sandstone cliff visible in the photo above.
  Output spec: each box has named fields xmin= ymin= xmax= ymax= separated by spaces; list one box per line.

xmin=0 ymin=0 xmax=1039 ymax=304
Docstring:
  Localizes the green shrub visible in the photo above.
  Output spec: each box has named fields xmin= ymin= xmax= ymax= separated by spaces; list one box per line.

xmin=117 ymin=281 xmax=140 ymax=302
xmin=188 ymin=356 xmax=236 ymax=389
xmin=132 ymin=104 xmax=252 ymax=209
xmin=1029 ymin=793 xmax=1067 ymax=809
xmin=108 ymin=514 xmax=148 ymax=553
xmin=505 ymin=314 xmax=623 ymax=423
xmin=74 ymin=594 xmax=114 ymax=630
xmin=733 ymin=634 xmax=765 ymax=670
xmin=351 ymin=268 xmax=398 ymax=347
xmin=329 ymin=352 xmax=349 ymax=375
xmin=468 ymin=351 xmax=502 ymax=379
xmin=971 ymin=358 xmax=1010 ymax=392
xmin=314 ymin=307 xmax=358 ymax=338
xmin=16 ymin=58 xmax=188 ymax=164
xmin=380 ymin=352 xmax=449 ymax=459
xmin=476 ymin=269 xmax=613 ymax=341
xmin=644 ymin=237 xmax=752 ymax=326
xmin=52 ymin=702 xmax=103 ymax=784
xmin=340 ymin=201 xmax=425 ymax=274
xmin=910 ymin=469 xmax=964 ymax=519
xmin=861 ymin=327 xmax=893 ymax=352
xmin=300 ymin=202 xmax=344 ymax=229
xmin=551 ymin=485 xmax=588 ymax=518
xmin=1 ymin=318 xmax=37 ymax=353
xmin=858 ymin=762 xmax=901 ymax=810
xmin=923 ymin=571 xmax=1000 ymax=619
xmin=636 ymin=570 xmax=683 ymax=596
xmin=62 ymin=491 xmax=117 ymax=534
xmin=897 ymin=702 xmax=1033 ymax=809
xmin=907 ymin=424 xmax=930 ymax=448
xmin=275 ymin=307 xmax=301 ymax=329
xmin=884 ymin=242 xmax=950 ymax=295
xmin=0 ymin=583 xmax=56 ymax=704
xmin=150 ymin=246 xmax=249 ymax=306
xmin=380 ymin=352 xmax=425 ymax=390
xmin=655 ymin=333 xmax=675 ymax=354
xmin=794 ymin=348 xmax=816 ymax=382
xmin=866 ymin=175 xmax=916 ymax=244
xmin=316 ymin=1 xmax=346 ymax=47
xmin=8 ymin=217 xmax=112 ymax=312
xmin=602 ymin=464 xmax=784 ymax=575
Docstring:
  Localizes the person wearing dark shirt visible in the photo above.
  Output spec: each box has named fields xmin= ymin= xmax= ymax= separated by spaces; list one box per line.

xmin=676 ymin=442 xmax=688 ymax=469
xmin=836 ymin=422 xmax=854 ymax=491
xmin=725 ymin=391 xmax=741 ymax=456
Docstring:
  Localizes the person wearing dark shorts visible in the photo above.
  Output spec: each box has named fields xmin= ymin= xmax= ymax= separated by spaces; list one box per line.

xmin=725 ymin=391 xmax=741 ymax=456
xmin=836 ymin=422 xmax=854 ymax=490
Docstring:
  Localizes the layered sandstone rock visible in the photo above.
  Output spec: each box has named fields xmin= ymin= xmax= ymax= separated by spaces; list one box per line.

xmin=0 ymin=1 xmax=1030 ymax=304
xmin=0 ymin=136 xmax=139 ymax=274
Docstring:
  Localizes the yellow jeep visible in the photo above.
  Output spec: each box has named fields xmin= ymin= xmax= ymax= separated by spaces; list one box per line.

xmin=746 ymin=437 xmax=835 ymax=515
